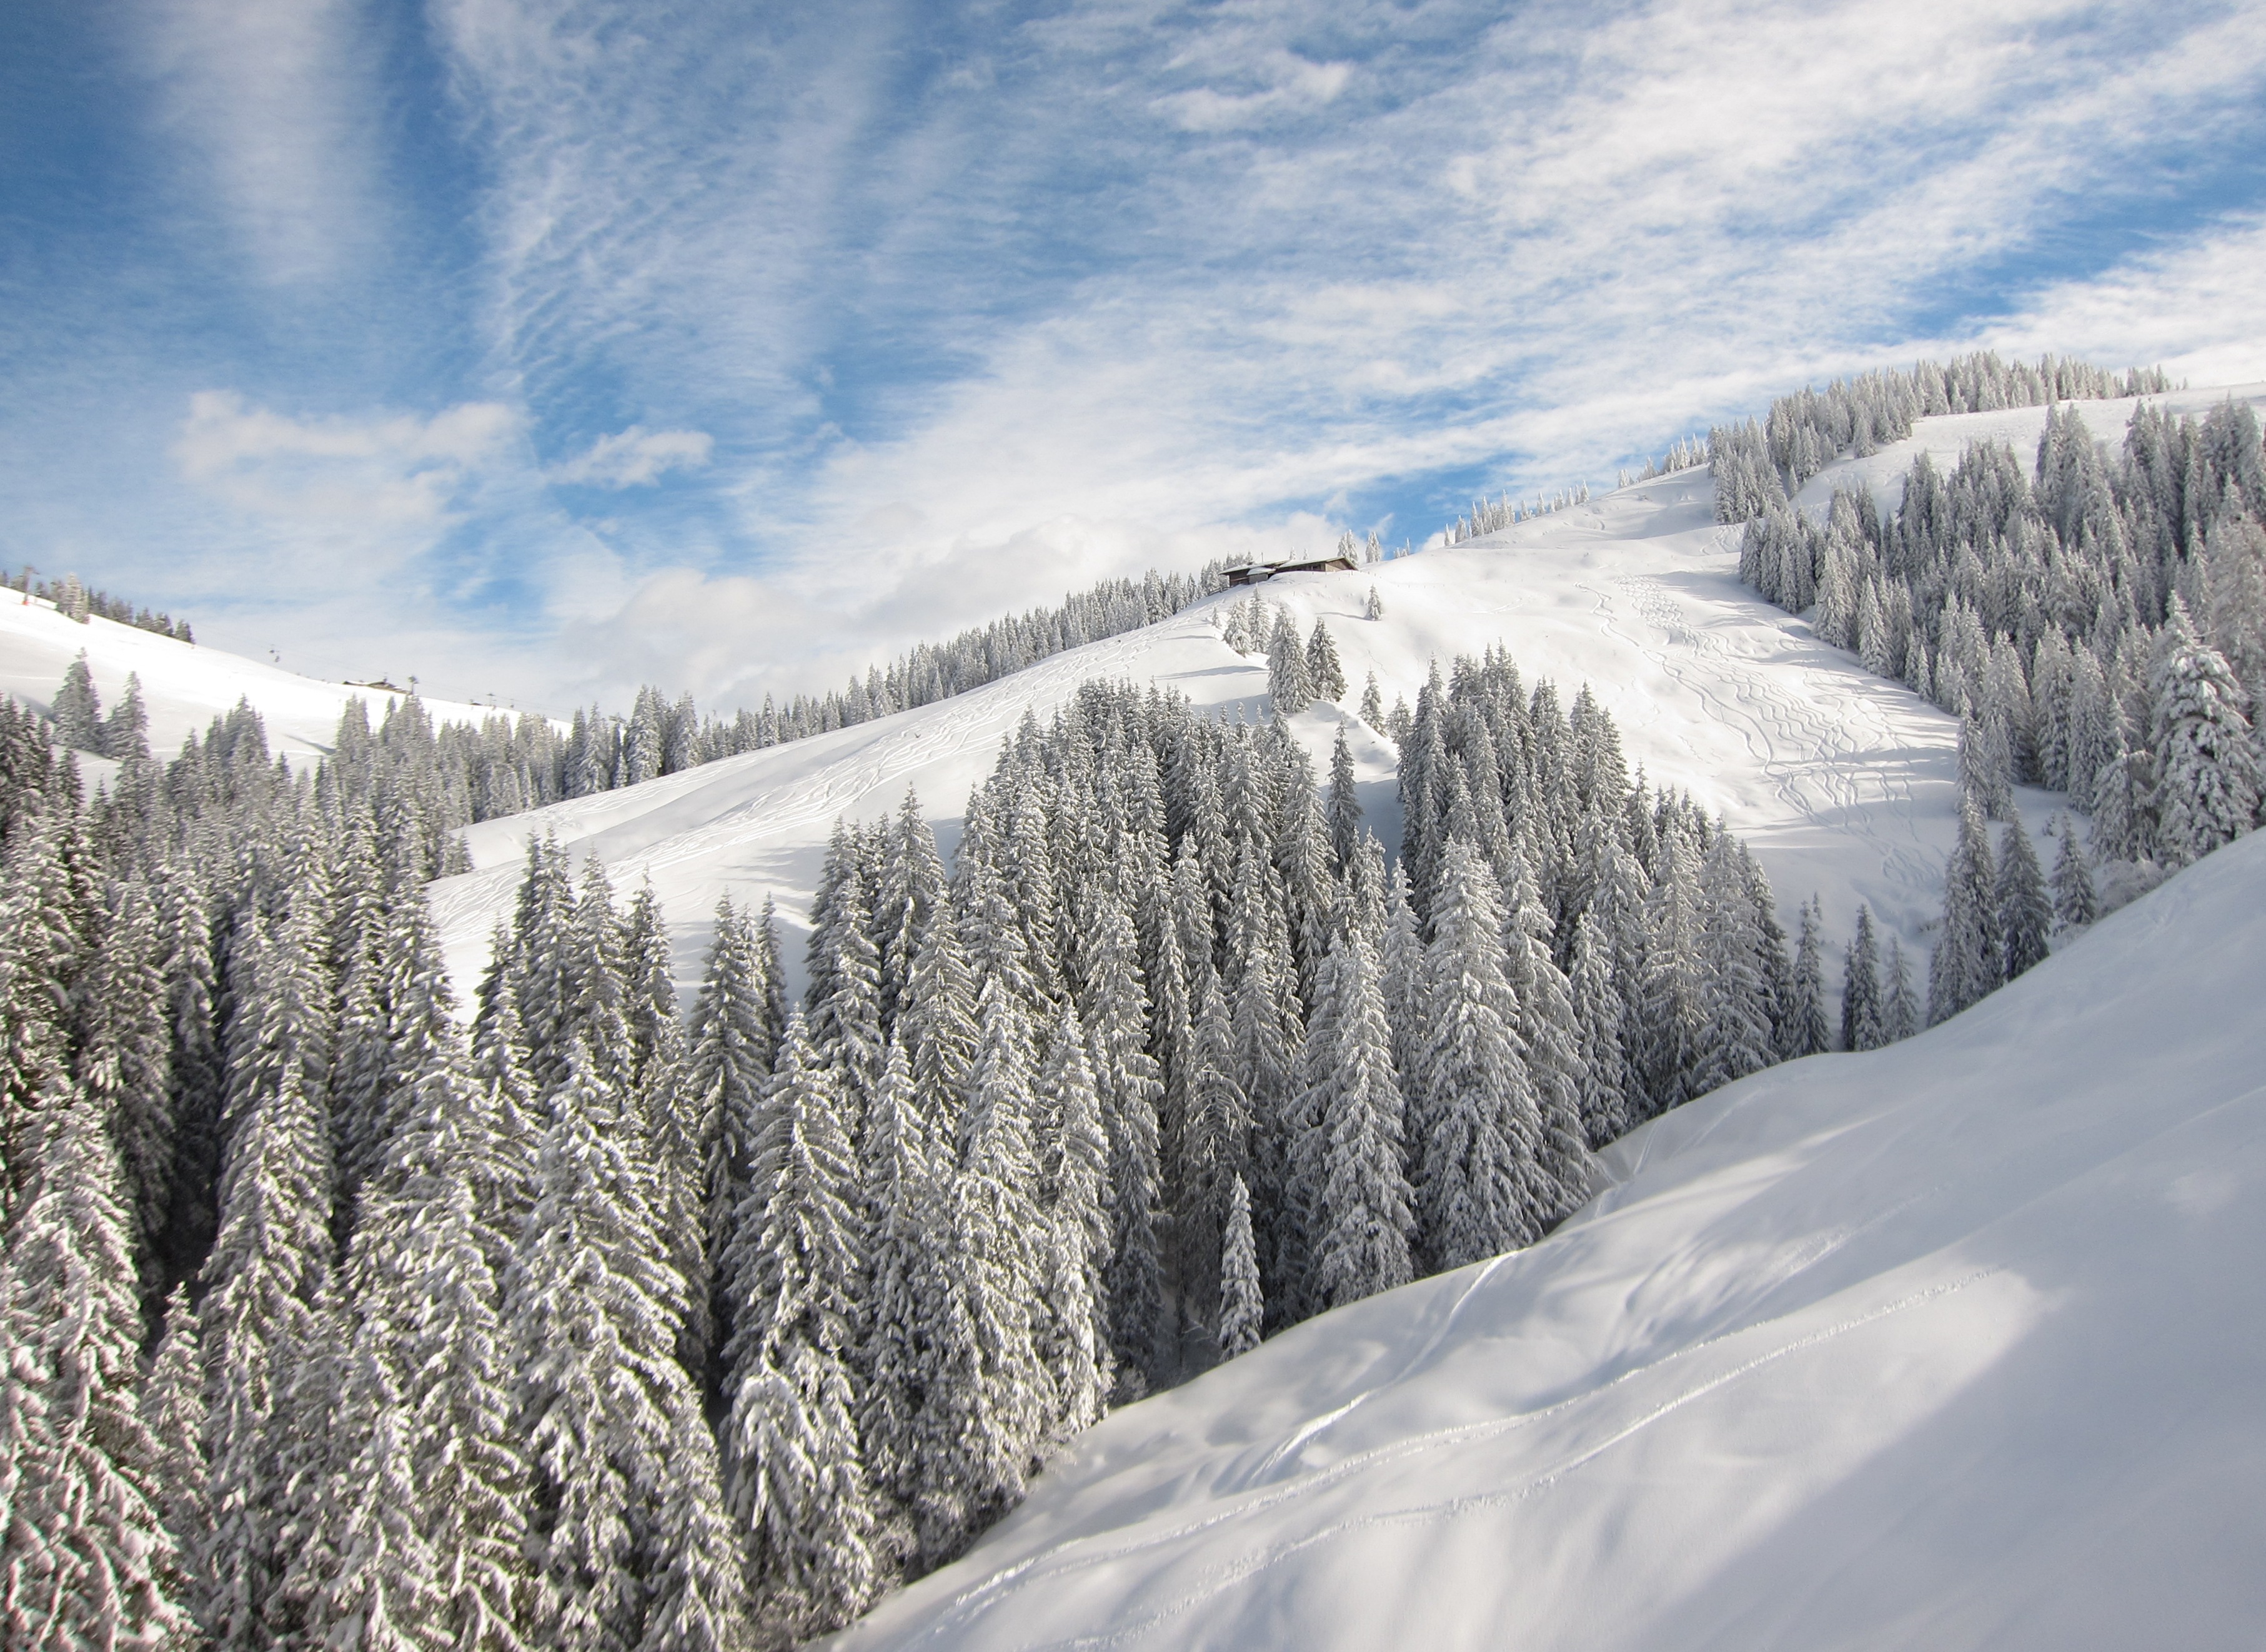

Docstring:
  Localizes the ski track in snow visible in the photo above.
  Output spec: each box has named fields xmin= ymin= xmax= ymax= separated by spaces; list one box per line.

xmin=836 ymin=829 xmax=2266 ymax=1651
xmin=421 ymin=459 xmax=1980 ymax=1007
xmin=865 ymin=1264 xmax=2010 ymax=1652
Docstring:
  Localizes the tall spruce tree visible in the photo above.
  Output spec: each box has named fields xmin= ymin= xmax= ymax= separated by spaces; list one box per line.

xmin=2149 ymin=595 xmax=2260 ymax=868
xmin=1930 ymin=798 xmax=2005 ymax=1024
xmin=1841 ymin=906 xmax=1884 ymax=1052
xmin=1215 ymin=1174 xmax=1263 ymax=1360
xmin=1997 ymin=815 xmax=2055 ymax=981
xmin=2051 ymin=818 xmax=2100 ymax=929
xmin=1308 ymin=932 xmax=1415 ymax=1312
xmin=1414 ymin=841 xmax=1548 ymax=1269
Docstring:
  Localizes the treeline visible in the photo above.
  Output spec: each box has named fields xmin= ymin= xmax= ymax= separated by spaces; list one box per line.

xmin=10 ymin=565 xmax=194 ymax=641
xmin=1615 ymin=433 xmax=1712 ymax=490
xmin=1733 ymin=395 xmax=2265 ymax=885
xmin=546 ymin=564 xmax=1236 ymax=801
xmin=0 ymin=630 xmax=1842 ymax=1648
xmin=1441 ymin=483 xmax=1593 ymax=547
xmin=44 ymin=565 xmax=1236 ymax=837
xmin=1710 ymin=350 xmax=2175 ymax=519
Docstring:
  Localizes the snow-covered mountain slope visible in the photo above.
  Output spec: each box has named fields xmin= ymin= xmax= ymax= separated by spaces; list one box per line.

xmin=0 ymin=591 xmax=499 ymax=763
xmin=1791 ymin=381 xmax=2266 ymax=520
xmin=432 ymin=463 xmax=1989 ymax=998
xmin=829 ymin=823 xmax=2266 ymax=1652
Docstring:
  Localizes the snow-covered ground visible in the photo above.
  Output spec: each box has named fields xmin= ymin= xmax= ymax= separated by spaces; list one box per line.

xmin=428 ymin=464 xmax=1985 ymax=999
xmin=1790 ymin=381 xmax=2266 ymax=519
xmin=0 ymin=591 xmax=502 ymax=764
xmin=828 ymin=821 xmax=2266 ymax=1652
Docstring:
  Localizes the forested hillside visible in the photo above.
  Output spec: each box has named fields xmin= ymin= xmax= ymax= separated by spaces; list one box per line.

xmin=0 ymin=623 xmax=1834 ymax=1645
xmin=1718 ymin=359 xmax=2265 ymax=1026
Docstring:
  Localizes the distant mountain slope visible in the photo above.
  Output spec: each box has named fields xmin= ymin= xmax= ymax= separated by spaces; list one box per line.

xmin=824 ymin=816 xmax=2266 ymax=1652
xmin=1787 ymin=380 xmax=2266 ymax=520
xmin=430 ymin=465 xmax=1986 ymax=999
xmin=0 ymin=590 xmax=500 ymax=762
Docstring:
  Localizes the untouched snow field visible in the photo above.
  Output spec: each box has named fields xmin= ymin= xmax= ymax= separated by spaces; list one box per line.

xmin=830 ymin=823 xmax=2266 ymax=1652
xmin=0 ymin=591 xmax=500 ymax=763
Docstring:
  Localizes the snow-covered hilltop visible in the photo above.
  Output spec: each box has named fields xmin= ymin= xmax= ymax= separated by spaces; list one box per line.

xmin=827 ymin=817 xmax=2266 ymax=1652
xmin=427 ymin=464 xmax=1980 ymax=1001
xmin=5 ymin=374 xmax=2260 ymax=1651
xmin=0 ymin=588 xmax=500 ymax=763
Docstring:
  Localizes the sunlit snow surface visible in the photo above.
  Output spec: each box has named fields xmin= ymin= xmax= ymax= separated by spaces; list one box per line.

xmin=827 ymin=828 xmax=2266 ymax=1652
xmin=423 ymin=463 xmax=1984 ymax=997
xmin=0 ymin=592 xmax=502 ymax=763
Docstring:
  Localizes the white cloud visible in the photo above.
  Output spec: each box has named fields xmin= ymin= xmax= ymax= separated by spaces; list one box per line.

xmin=550 ymin=425 xmax=715 ymax=488
xmin=173 ymin=392 xmax=522 ymax=523
xmin=37 ymin=0 xmax=2266 ymax=723
xmin=137 ymin=0 xmax=389 ymax=285
xmin=1153 ymin=51 xmax=1353 ymax=132
xmin=1974 ymin=214 xmax=2266 ymax=390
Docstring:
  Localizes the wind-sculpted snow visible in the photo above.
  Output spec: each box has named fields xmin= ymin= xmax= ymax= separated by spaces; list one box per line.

xmin=827 ymin=827 xmax=2266 ymax=1652
xmin=430 ymin=465 xmax=1993 ymax=1000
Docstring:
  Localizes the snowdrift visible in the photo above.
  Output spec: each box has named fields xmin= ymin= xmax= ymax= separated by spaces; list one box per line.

xmin=829 ymin=824 xmax=2266 ymax=1652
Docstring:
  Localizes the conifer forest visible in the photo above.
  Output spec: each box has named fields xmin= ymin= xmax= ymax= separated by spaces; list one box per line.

xmin=4 ymin=352 xmax=2262 ymax=1648
xmin=1 ymin=618 xmax=1837 ymax=1647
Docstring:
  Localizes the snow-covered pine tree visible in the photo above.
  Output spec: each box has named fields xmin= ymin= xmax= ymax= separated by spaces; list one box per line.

xmin=1841 ymin=906 xmax=1883 ymax=1052
xmin=0 ymin=1084 xmax=185 ymax=1646
xmin=157 ymin=864 xmax=224 ymax=1288
xmin=638 ymin=1397 xmax=753 ymax=1652
xmin=1415 ymin=840 xmax=1548 ymax=1269
xmin=201 ymin=909 xmax=335 ymax=1650
xmin=1308 ymin=932 xmax=1414 ymax=1311
xmin=1215 ymin=1174 xmax=1263 ymax=1360
xmin=144 ymin=1284 xmax=212 ymax=1633
xmin=1183 ymin=971 xmax=1248 ymax=1328
xmin=1692 ymin=834 xmax=1780 ymax=1092
xmin=855 ymin=1037 xmax=935 ymax=1570
xmin=292 ymin=1324 xmax=440 ymax=1651
xmin=1930 ymin=797 xmax=2005 ymax=1024
xmin=731 ymin=1345 xmax=873 ymax=1645
xmin=1997 ymin=813 xmax=2054 ymax=982
xmin=1379 ymin=859 xmax=1428 ymax=1105
xmin=1079 ymin=881 xmax=1170 ymax=1393
xmin=52 ymin=650 xmax=106 ymax=756
xmin=1784 ymin=895 xmax=1831 ymax=1059
xmin=1632 ymin=821 xmax=1704 ymax=1113
xmin=923 ymin=976 xmax=1050 ymax=1552
xmin=1033 ymin=1002 xmax=1111 ymax=1437
xmin=75 ymin=878 xmax=173 ymax=1299
xmin=396 ymin=1166 xmax=538 ymax=1652
xmin=1882 ymin=936 xmax=1921 ymax=1043
xmin=1306 ymin=620 xmax=1347 ymax=703
xmin=2148 ymin=595 xmax=2260 ymax=869
xmin=1499 ymin=849 xmax=1594 ymax=1218
xmin=1326 ymin=725 xmax=1361 ymax=875
xmin=690 ymin=895 xmax=776 ymax=1387
xmin=2050 ymin=817 xmax=2099 ymax=929
xmin=1359 ymin=672 xmax=1385 ymax=728
xmin=1566 ymin=911 xmax=1631 ymax=1149
xmin=507 ymin=1036 xmax=705 ymax=1652
xmin=1267 ymin=610 xmax=1314 ymax=715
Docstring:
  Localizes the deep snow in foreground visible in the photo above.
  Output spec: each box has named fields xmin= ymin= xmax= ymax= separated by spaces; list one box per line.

xmin=827 ymin=824 xmax=2266 ymax=1652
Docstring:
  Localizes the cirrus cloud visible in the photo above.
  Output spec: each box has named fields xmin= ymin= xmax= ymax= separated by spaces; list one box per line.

xmin=550 ymin=425 xmax=716 ymax=488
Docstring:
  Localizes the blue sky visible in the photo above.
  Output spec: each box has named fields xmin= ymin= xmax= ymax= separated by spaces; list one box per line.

xmin=4 ymin=0 xmax=2265 ymax=713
